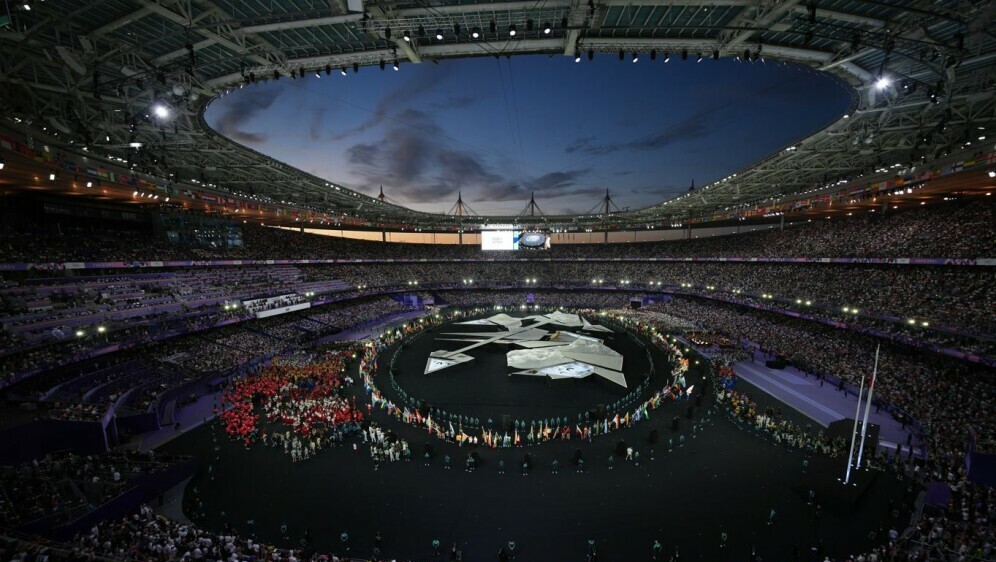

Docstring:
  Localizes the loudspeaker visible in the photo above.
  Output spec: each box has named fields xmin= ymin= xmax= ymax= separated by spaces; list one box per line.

xmin=501 ymin=415 xmax=512 ymax=432
xmin=648 ymin=429 xmax=659 ymax=444
xmin=597 ymin=404 xmax=606 ymax=418
xmin=766 ymin=359 xmax=787 ymax=369
xmin=686 ymin=406 xmax=694 ymax=419
xmin=695 ymin=394 xmax=703 ymax=407
xmin=672 ymin=416 xmax=680 ymax=430
xmin=630 ymin=299 xmax=642 ymax=310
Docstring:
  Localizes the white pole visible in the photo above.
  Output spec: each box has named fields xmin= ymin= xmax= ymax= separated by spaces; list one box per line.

xmin=856 ymin=345 xmax=880 ymax=470
xmin=843 ymin=375 xmax=866 ymax=484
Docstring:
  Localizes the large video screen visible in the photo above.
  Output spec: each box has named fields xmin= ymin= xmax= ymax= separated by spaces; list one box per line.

xmin=481 ymin=230 xmax=518 ymax=251
xmin=518 ymin=231 xmax=550 ymax=250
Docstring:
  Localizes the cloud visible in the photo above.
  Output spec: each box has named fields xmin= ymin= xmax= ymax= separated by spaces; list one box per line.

xmin=308 ymin=107 xmax=327 ymax=141
xmin=565 ymin=136 xmax=596 ymax=154
xmin=468 ymin=169 xmax=601 ymax=203
xmin=212 ymin=88 xmax=281 ymax=144
xmin=344 ymin=110 xmax=597 ymax=205
xmin=565 ymin=113 xmax=713 ymax=156
xmin=345 ymin=143 xmax=380 ymax=166
xmin=329 ymin=66 xmax=454 ymax=141
xmin=427 ymin=94 xmax=479 ymax=112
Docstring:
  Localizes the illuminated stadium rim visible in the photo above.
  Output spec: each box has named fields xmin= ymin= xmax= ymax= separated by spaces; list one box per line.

xmin=1 ymin=0 xmax=995 ymax=231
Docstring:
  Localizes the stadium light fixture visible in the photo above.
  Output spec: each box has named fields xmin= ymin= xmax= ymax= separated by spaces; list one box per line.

xmin=988 ymin=170 xmax=995 ymax=178
xmin=48 ymin=172 xmax=56 ymax=181
xmin=85 ymin=181 xmax=92 ymax=187
xmin=875 ymin=76 xmax=891 ymax=90
xmin=575 ymin=54 xmax=581 ymax=63
xmin=436 ymin=29 xmax=444 ymax=40
xmin=403 ymin=30 xmax=411 ymax=42
xmin=632 ymin=52 xmax=639 ymax=63
xmin=509 ymin=24 xmax=516 ymax=36
xmin=97 ymin=326 xmax=106 ymax=333
xmin=393 ymin=60 xmax=400 ymax=71
xmin=153 ymin=104 xmax=170 ymax=118
xmin=663 ymin=51 xmax=670 ymax=63
xmin=471 ymin=28 xmax=480 ymax=39
xmin=0 ymin=158 xmax=4 ymax=170
xmin=340 ymin=67 xmax=348 ymax=76
xmin=75 ymin=330 xmax=85 ymax=337
xmin=543 ymin=23 xmax=551 ymax=34
xmin=315 ymin=70 xmax=322 ymax=78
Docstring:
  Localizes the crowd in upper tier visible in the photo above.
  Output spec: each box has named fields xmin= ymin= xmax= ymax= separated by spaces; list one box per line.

xmin=1 ymin=257 xmax=990 ymax=378
xmin=0 ymin=198 xmax=993 ymax=264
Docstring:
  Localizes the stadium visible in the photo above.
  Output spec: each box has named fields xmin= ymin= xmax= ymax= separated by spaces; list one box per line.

xmin=0 ymin=1 xmax=994 ymax=561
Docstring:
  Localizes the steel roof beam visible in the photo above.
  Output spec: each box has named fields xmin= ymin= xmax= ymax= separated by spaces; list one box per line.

xmin=89 ymin=6 xmax=155 ymax=37
xmin=137 ymin=0 xmax=272 ymax=67
xmin=789 ymin=5 xmax=887 ymax=28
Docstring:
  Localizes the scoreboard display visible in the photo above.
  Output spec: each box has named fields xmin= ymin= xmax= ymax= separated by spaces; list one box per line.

xmin=480 ymin=227 xmax=550 ymax=250
xmin=480 ymin=230 xmax=518 ymax=250
xmin=518 ymin=231 xmax=550 ymax=250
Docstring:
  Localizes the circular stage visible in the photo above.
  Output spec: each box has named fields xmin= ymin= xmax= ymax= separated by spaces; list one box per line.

xmin=385 ymin=313 xmax=652 ymax=422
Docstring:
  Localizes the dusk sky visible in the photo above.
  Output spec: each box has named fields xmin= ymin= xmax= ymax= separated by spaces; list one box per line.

xmin=206 ymin=55 xmax=851 ymax=215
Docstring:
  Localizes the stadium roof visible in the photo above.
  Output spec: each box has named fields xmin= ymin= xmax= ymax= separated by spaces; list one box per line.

xmin=1 ymin=0 xmax=994 ymax=230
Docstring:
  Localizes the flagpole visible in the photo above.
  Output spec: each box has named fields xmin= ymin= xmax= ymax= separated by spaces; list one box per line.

xmin=856 ymin=345 xmax=880 ymax=470
xmin=843 ymin=375 xmax=866 ymax=485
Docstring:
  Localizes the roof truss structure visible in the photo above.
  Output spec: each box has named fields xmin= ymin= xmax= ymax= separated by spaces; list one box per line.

xmin=0 ymin=0 xmax=993 ymax=230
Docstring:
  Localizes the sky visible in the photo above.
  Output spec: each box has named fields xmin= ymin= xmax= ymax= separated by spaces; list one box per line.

xmin=205 ymin=54 xmax=851 ymax=215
